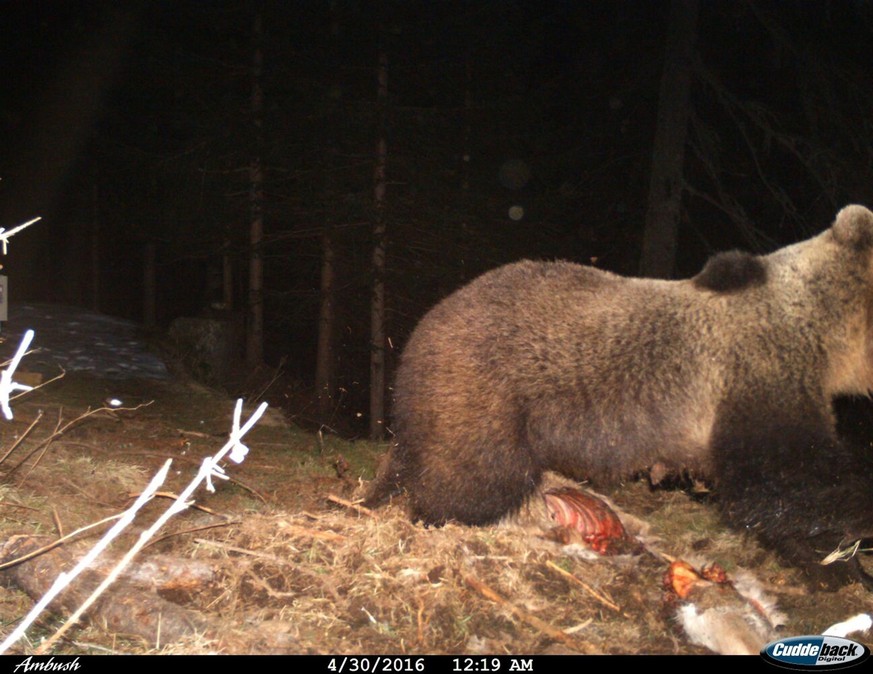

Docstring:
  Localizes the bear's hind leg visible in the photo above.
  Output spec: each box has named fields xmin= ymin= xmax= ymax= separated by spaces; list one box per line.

xmin=405 ymin=439 xmax=542 ymax=526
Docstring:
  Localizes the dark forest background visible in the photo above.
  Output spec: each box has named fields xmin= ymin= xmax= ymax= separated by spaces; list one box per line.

xmin=1 ymin=0 xmax=872 ymax=436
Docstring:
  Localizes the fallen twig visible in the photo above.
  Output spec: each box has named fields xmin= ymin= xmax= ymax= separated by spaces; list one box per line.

xmin=129 ymin=491 xmax=223 ymax=516
xmin=278 ymin=521 xmax=346 ymax=543
xmin=194 ymin=537 xmax=293 ymax=562
xmin=59 ymin=476 xmax=118 ymax=509
xmin=51 ymin=507 xmax=63 ymax=538
xmin=142 ymin=521 xmax=235 ymax=550
xmin=0 ymin=410 xmax=44 ymax=466
xmin=545 ymin=560 xmax=620 ymax=612
xmin=5 ymin=402 xmax=153 ymax=483
xmin=112 ymin=451 xmax=268 ymax=503
xmin=463 ymin=573 xmax=601 ymax=653
xmin=0 ymin=515 xmax=124 ymax=571
xmin=175 ymin=428 xmax=224 ymax=439
xmin=0 ymin=501 xmax=38 ymax=512
xmin=327 ymin=493 xmax=376 ymax=518
xmin=11 ymin=367 xmax=66 ymax=402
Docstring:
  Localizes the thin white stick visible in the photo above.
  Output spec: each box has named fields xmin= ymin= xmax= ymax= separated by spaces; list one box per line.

xmin=0 ymin=460 xmax=172 ymax=654
xmin=823 ymin=613 xmax=872 ymax=638
xmin=0 ymin=329 xmax=35 ymax=420
xmin=35 ymin=400 xmax=267 ymax=653
xmin=0 ymin=216 xmax=41 ymax=255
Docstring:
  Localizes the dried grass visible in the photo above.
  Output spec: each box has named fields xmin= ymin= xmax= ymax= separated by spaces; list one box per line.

xmin=0 ymin=374 xmax=869 ymax=655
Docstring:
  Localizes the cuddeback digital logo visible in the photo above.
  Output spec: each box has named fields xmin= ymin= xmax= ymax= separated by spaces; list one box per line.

xmin=761 ymin=636 xmax=870 ymax=670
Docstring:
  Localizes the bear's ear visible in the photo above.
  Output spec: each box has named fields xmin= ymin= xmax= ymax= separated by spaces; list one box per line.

xmin=832 ymin=205 xmax=873 ymax=250
xmin=692 ymin=250 xmax=767 ymax=292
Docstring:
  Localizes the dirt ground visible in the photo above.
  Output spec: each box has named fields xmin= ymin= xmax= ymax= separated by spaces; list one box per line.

xmin=0 ymin=370 xmax=870 ymax=656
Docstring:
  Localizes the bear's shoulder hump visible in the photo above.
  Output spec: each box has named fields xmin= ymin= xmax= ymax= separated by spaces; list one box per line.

xmin=692 ymin=250 xmax=767 ymax=293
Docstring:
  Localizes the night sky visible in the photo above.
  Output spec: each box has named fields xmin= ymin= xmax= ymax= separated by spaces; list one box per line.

xmin=1 ymin=1 xmax=872 ymax=424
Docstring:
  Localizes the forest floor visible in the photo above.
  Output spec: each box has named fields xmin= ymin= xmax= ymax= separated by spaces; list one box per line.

xmin=0 ymin=308 xmax=870 ymax=657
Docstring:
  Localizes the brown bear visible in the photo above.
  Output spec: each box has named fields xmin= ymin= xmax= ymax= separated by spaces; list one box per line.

xmin=366 ymin=205 xmax=873 ymax=588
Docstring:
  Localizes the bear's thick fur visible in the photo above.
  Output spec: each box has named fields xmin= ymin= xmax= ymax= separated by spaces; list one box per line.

xmin=366 ymin=205 xmax=873 ymax=587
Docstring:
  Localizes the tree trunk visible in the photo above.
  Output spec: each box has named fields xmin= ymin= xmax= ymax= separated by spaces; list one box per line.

xmin=143 ymin=241 xmax=156 ymax=328
xmin=246 ymin=9 xmax=265 ymax=367
xmin=317 ymin=5 xmax=341 ymax=425
xmin=91 ymin=183 xmax=101 ymax=312
xmin=639 ymin=0 xmax=699 ymax=279
xmin=222 ymin=231 xmax=234 ymax=310
xmin=315 ymin=227 xmax=336 ymax=420
xmin=370 ymin=48 xmax=389 ymax=441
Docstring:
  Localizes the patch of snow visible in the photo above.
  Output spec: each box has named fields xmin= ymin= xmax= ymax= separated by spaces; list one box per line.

xmin=1 ymin=303 xmax=168 ymax=380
